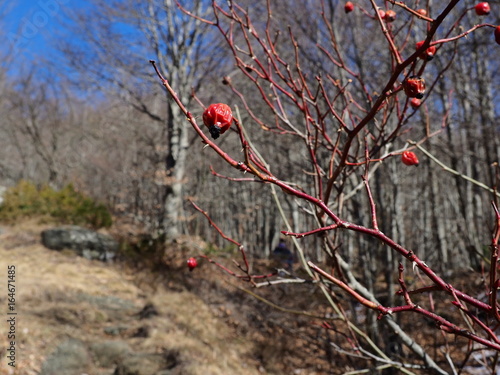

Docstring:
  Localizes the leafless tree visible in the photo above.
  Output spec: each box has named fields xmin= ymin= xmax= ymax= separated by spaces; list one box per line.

xmin=58 ymin=0 xmax=224 ymax=237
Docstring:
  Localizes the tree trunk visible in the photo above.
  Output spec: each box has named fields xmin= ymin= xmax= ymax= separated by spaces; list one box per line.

xmin=162 ymin=101 xmax=189 ymax=238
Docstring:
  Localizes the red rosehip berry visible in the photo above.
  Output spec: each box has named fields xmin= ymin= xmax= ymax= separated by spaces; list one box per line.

xmin=384 ymin=10 xmax=397 ymax=22
xmin=187 ymin=257 xmax=198 ymax=271
xmin=377 ymin=9 xmax=386 ymax=19
xmin=495 ymin=26 xmax=500 ymax=45
xmin=475 ymin=2 xmax=490 ymax=16
xmin=410 ymin=98 xmax=421 ymax=109
xmin=202 ymin=103 xmax=233 ymax=139
xmin=344 ymin=2 xmax=354 ymax=13
xmin=415 ymin=41 xmax=436 ymax=61
xmin=403 ymin=76 xmax=426 ymax=99
xmin=401 ymin=151 xmax=419 ymax=166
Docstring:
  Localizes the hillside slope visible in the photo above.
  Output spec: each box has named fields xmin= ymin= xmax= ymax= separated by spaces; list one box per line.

xmin=0 ymin=222 xmax=261 ymax=375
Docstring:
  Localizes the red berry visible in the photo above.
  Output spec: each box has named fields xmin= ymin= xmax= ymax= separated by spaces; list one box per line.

xmin=377 ymin=9 xmax=386 ymax=19
xmin=187 ymin=257 xmax=198 ymax=271
xmin=415 ymin=41 xmax=436 ymax=61
xmin=475 ymin=2 xmax=490 ymax=16
xmin=384 ymin=10 xmax=397 ymax=22
xmin=495 ymin=26 xmax=500 ymax=45
xmin=410 ymin=98 xmax=421 ymax=108
xmin=401 ymin=151 xmax=419 ymax=166
xmin=344 ymin=2 xmax=354 ymax=13
xmin=403 ymin=76 xmax=426 ymax=99
xmin=202 ymin=103 xmax=233 ymax=139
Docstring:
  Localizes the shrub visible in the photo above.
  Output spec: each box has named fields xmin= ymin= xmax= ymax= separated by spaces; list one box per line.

xmin=151 ymin=1 xmax=500 ymax=373
xmin=0 ymin=180 xmax=112 ymax=228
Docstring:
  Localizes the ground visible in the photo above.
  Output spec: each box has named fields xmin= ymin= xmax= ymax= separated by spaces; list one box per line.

xmin=0 ymin=220 xmax=493 ymax=374
xmin=0 ymin=221 xmax=262 ymax=375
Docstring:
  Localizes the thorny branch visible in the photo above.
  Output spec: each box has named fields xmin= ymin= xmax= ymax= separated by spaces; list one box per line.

xmin=153 ymin=0 xmax=500 ymax=372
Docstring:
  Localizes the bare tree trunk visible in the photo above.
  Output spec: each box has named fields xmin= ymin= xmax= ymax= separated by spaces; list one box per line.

xmin=161 ymin=102 xmax=189 ymax=237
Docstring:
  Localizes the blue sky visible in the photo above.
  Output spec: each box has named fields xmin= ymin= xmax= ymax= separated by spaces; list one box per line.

xmin=3 ymin=0 xmax=159 ymax=101
xmin=6 ymin=1 xmax=63 ymax=58
xmin=4 ymin=0 xmax=90 ymax=68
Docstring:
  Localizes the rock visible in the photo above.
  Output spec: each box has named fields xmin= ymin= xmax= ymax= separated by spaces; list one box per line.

xmin=40 ymin=338 xmax=92 ymax=375
xmin=104 ymin=325 xmax=129 ymax=336
xmin=76 ymin=293 xmax=138 ymax=317
xmin=0 ymin=185 xmax=6 ymax=206
xmin=41 ymin=225 xmax=118 ymax=261
xmin=113 ymin=352 xmax=180 ymax=375
xmin=90 ymin=341 xmax=131 ymax=368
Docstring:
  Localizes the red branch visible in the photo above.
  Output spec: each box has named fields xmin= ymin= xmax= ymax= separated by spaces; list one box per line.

xmin=152 ymin=0 xmax=500 ymax=355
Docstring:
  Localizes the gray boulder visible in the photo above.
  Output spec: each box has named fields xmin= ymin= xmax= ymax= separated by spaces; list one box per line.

xmin=89 ymin=341 xmax=132 ymax=368
xmin=40 ymin=338 xmax=92 ymax=375
xmin=113 ymin=352 xmax=180 ymax=375
xmin=41 ymin=225 xmax=118 ymax=261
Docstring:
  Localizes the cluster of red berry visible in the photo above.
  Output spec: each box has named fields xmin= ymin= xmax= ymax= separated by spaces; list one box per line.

xmin=202 ymin=4 xmax=498 ymax=168
xmin=344 ymin=3 xmax=499 ymax=46
xmin=415 ymin=40 xmax=436 ymax=61
xmin=344 ymin=2 xmax=498 ymax=167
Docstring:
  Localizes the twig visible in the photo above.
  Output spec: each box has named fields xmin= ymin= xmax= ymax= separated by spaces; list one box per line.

xmin=253 ymin=277 xmax=316 ymax=288
xmin=308 ymin=261 xmax=380 ymax=310
xmin=490 ymin=202 xmax=500 ymax=321
xmin=410 ymin=141 xmax=500 ymax=197
xmin=232 ymin=283 xmax=327 ymax=319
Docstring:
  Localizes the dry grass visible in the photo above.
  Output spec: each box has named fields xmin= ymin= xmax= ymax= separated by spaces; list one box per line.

xmin=0 ymin=221 xmax=261 ymax=375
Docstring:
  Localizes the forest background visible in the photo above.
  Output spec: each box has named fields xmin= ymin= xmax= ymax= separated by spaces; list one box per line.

xmin=2 ymin=0 xmax=499 ymax=268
